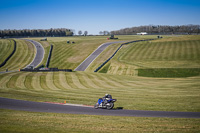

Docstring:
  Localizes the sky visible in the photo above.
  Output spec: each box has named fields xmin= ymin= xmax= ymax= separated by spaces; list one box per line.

xmin=0 ymin=0 xmax=200 ymax=35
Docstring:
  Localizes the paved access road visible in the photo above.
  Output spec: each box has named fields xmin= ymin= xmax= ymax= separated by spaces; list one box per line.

xmin=74 ymin=41 xmax=127 ymax=71
xmin=1 ymin=97 xmax=200 ymax=118
xmin=24 ymin=39 xmax=44 ymax=68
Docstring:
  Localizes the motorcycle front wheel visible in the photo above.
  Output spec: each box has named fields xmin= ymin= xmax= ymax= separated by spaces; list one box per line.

xmin=106 ymin=103 xmax=114 ymax=110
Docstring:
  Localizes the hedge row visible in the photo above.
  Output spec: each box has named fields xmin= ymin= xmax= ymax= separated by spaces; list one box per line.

xmin=46 ymin=44 xmax=53 ymax=68
xmin=138 ymin=68 xmax=200 ymax=77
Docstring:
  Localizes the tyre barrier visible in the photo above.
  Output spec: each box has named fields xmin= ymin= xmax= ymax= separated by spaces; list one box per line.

xmin=0 ymin=39 xmax=16 ymax=67
xmin=20 ymin=68 xmax=72 ymax=72
xmin=46 ymin=44 xmax=53 ymax=68
xmin=94 ymin=39 xmax=155 ymax=72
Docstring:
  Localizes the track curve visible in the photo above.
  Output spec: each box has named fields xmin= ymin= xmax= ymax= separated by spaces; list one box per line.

xmin=0 ymin=97 xmax=199 ymax=118
xmin=24 ymin=39 xmax=44 ymax=68
xmin=74 ymin=41 xmax=127 ymax=71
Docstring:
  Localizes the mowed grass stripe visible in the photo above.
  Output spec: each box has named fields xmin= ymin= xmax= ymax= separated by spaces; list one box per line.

xmin=16 ymin=72 xmax=30 ymax=89
xmin=81 ymin=73 xmax=101 ymax=89
xmin=24 ymin=73 xmax=34 ymax=90
xmin=70 ymin=72 xmax=87 ymax=89
xmin=20 ymin=40 xmax=35 ymax=67
xmin=32 ymin=73 xmax=43 ymax=90
xmin=99 ymin=73 xmax=127 ymax=88
xmin=0 ymin=73 xmax=18 ymax=88
xmin=90 ymin=74 xmax=115 ymax=88
xmin=58 ymin=72 xmax=74 ymax=90
xmin=5 ymin=40 xmax=25 ymax=70
xmin=118 ymin=40 xmax=200 ymax=69
xmin=40 ymin=73 xmax=51 ymax=90
xmin=14 ymin=40 xmax=29 ymax=68
xmin=194 ymin=40 xmax=200 ymax=59
xmin=53 ymin=72 xmax=67 ymax=91
xmin=0 ymin=39 xmax=13 ymax=64
xmin=188 ymin=41 xmax=195 ymax=59
xmin=46 ymin=72 xmax=60 ymax=90
xmin=65 ymin=72 xmax=79 ymax=89
xmin=75 ymin=72 xmax=97 ymax=89
xmin=138 ymin=42 xmax=150 ymax=60
xmin=50 ymin=43 xmax=74 ymax=68
xmin=6 ymin=73 xmax=21 ymax=89
xmin=0 ymin=39 xmax=35 ymax=71
xmin=84 ymin=73 xmax=108 ymax=88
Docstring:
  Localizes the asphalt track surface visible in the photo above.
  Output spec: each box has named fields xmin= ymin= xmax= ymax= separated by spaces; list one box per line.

xmin=74 ymin=41 xmax=127 ymax=71
xmin=1 ymin=97 xmax=200 ymax=118
xmin=24 ymin=39 xmax=44 ymax=68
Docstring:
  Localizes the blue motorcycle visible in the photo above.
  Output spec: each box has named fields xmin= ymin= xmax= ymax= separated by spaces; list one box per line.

xmin=94 ymin=98 xmax=117 ymax=110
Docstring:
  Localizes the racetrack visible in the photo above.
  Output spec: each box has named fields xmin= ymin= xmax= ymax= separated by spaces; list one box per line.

xmin=1 ymin=97 xmax=199 ymax=118
xmin=74 ymin=41 xmax=127 ymax=71
xmin=24 ymin=39 xmax=44 ymax=68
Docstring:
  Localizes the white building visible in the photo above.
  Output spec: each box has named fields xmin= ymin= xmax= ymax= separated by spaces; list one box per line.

xmin=137 ymin=32 xmax=148 ymax=35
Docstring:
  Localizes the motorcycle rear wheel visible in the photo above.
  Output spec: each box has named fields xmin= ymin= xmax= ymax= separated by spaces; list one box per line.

xmin=107 ymin=103 xmax=114 ymax=110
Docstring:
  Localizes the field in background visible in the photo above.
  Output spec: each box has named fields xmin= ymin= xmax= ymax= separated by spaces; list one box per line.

xmin=101 ymin=35 xmax=200 ymax=77
xmin=32 ymin=35 xmax=158 ymax=70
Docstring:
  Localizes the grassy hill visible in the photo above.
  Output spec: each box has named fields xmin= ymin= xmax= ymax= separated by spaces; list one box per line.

xmin=101 ymin=35 xmax=200 ymax=77
xmin=32 ymin=35 xmax=158 ymax=70
xmin=0 ymin=39 xmax=35 ymax=71
xmin=0 ymin=39 xmax=14 ymax=64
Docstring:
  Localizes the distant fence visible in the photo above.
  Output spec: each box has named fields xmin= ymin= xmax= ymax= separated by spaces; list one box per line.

xmin=0 ymin=39 xmax=16 ymax=67
xmin=46 ymin=44 xmax=53 ymax=68
xmin=94 ymin=39 xmax=154 ymax=72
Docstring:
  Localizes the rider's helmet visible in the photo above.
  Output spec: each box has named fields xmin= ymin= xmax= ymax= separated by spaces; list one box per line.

xmin=105 ymin=94 xmax=112 ymax=99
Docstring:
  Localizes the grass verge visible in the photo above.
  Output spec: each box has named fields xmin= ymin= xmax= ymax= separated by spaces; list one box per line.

xmin=0 ymin=109 xmax=200 ymax=133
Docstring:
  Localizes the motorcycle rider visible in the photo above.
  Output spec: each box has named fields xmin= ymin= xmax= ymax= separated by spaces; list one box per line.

xmin=101 ymin=94 xmax=112 ymax=106
xmin=95 ymin=94 xmax=116 ymax=109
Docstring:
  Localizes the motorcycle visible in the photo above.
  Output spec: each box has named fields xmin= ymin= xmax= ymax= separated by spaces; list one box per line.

xmin=94 ymin=98 xmax=117 ymax=110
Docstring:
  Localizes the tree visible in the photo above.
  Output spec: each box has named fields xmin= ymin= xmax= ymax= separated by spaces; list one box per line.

xmin=103 ymin=31 xmax=110 ymax=35
xmin=99 ymin=31 xmax=103 ymax=35
xmin=84 ymin=31 xmax=88 ymax=36
xmin=66 ymin=29 xmax=73 ymax=36
xmin=78 ymin=30 xmax=82 ymax=36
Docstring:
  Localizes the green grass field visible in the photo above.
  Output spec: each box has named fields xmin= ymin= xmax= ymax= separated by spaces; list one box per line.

xmin=104 ymin=35 xmax=200 ymax=76
xmin=0 ymin=39 xmax=14 ymax=64
xmin=0 ymin=71 xmax=199 ymax=112
xmin=1 ymin=109 xmax=200 ymax=133
xmin=0 ymin=35 xmax=200 ymax=132
xmin=0 ymin=39 xmax=35 ymax=71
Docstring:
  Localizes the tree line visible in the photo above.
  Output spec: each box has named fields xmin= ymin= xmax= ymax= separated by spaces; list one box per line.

xmin=0 ymin=28 xmax=73 ymax=37
xmin=111 ymin=25 xmax=200 ymax=35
